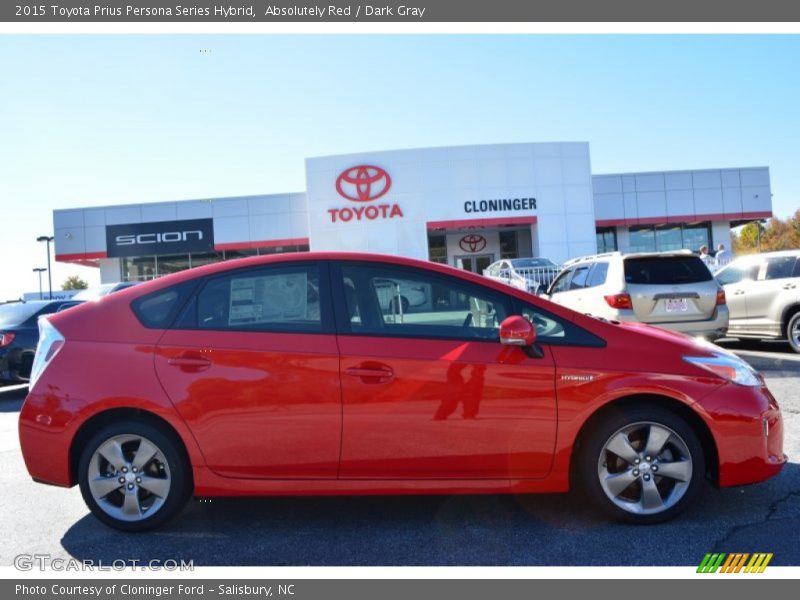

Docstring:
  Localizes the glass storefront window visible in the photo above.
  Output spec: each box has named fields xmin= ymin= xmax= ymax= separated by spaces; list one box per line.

xmin=499 ymin=230 xmax=518 ymax=259
xmin=121 ymin=256 xmax=156 ymax=282
xmin=682 ymin=222 xmax=711 ymax=253
xmin=223 ymin=249 xmax=258 ymax=260
xmin=190 ymin=252 xmax=222 ymax=268
xmin=427 ymin=233 xmax=446 ymax=264
xmin=158 ymin=254 xmax=191 ymax=276
xmin=629 ymin=226 xmax=657 ymax=252
xmin=655 ymin=224 xmax=682 ymax=252
xmin=595 ymin=227 xmax=618 ymax=253
xmin=257 ymin=244 xmax=309 ymax=255
xmin=627 ymin=222 xmax=711 ymax=253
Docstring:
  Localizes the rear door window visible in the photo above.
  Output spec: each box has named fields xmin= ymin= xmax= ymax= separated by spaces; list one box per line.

xmin=569 ymin=265 xmax=592 ymax=289
xmin=548 ymin=268 xmax=574 ymax=294
xmin=624 ymin=256 xmax=712 ymax=285
xmin=762 ymin=256 xmax=797 ymax=280
xmin=587 ymin=262 xmax=609 ymax=287
xmin=195 ymin=263 xmax=327 ymax=333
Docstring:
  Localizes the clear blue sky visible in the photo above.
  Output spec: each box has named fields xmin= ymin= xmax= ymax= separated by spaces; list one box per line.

xmin=1 ymin=34 xmax=798 ymax=300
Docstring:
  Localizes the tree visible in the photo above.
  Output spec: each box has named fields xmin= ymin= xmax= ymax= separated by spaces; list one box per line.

xmin=731 ymin=213 xmax=800 ymax=254
xmin=62 ymin=275 xmax=88 ymax=290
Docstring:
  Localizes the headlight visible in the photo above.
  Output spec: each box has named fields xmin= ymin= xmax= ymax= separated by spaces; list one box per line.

xmin=683 ymin=353 xmax=761 ymax=386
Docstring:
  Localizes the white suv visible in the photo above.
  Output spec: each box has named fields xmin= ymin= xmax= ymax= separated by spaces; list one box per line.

xmin=545 ymin=251 xmax=729 ymax=340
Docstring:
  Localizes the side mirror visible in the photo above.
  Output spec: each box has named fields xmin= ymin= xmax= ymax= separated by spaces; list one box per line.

xmin=499 ymin=315 xmax=536 ymax=347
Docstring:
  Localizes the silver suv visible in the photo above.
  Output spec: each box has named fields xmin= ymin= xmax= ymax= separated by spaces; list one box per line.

xmin=715 ymin=250 xmax=800 ymax=352
xmin=545 ymin=251 xmax=729 ymax=340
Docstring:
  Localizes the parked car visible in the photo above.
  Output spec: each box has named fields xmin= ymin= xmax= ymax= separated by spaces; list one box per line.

xmin=484 ymin=257 xmax=560 ymax=295
xmin=372 ymin=277 xmax=428 ymax=313
xmin=19 ymin=253 xmax=783 ymax=531
xmin=72 ymin=281 xmax=140 ymax=301
xmin=0 ymin=299 xmax=82 ymax=384
xmin=545 ymin=251 xmax=729 ymax=340
xmin=715 ymin=250 xmax=800 ymax=352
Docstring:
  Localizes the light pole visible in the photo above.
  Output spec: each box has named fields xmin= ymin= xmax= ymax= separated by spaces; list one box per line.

xmin=36 ymin=236 xmax=54 ymax=300
xmin=32 ymin=268 xmax=47 ymax=300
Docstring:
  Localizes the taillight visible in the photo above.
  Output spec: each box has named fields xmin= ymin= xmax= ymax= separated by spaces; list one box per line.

xmin=716 ymin=288 xmax=726 ymax=305
xmin=0 ymin=332 xmax=15 ymax=347
xmin=604 ymin=293 xmax=633 ymax=310
xmin=28 ymin=318 xmax=65 ymax=389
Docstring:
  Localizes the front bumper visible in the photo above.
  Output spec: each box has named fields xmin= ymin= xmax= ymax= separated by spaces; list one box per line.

xmin=702 ymin=383 xmax=786 ymax=487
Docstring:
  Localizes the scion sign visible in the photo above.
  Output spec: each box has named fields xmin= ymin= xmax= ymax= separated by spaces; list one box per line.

xmin=105 ymin=219 xmax=214 ymax=258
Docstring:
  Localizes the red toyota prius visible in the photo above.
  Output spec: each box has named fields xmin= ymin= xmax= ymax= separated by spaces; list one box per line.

xmin=19 ymin=253 xmax=785 ymax=531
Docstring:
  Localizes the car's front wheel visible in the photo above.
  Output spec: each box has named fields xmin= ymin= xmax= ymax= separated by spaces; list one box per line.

xmin=77 ymin=421 xmax=192 ymax=532
xmin=577 ymin=405 xmax=706 ymax=524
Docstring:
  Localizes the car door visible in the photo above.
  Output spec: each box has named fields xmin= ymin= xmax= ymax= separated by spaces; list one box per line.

xmin=332 ymin=260 xmax=557 ymax=480
xmin=716 ymin=260 xmax=759 ymax=328
xmin=744 ymin=256 xmax=800 ymax=335
xmin=154 ymin=261 xmax=342 ymax=479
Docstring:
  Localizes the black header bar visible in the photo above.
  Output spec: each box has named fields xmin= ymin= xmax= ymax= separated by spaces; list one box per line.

xmin=4 ymin=1 xmax=800 ymax=22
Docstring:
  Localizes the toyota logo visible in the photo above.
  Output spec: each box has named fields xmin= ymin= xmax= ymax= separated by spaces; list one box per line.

xmin=459 ymin=234 xmax=487 ymax=253
xmin=336 ymin=165 xmax=392 ymax=202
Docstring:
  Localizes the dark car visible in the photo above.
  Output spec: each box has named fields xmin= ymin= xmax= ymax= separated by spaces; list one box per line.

xmin=0 ymin=300 xmax=82 ymax=384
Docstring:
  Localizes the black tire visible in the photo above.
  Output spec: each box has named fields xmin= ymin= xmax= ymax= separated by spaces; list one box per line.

xmin=575 ymin=405 xmax=706 ymax=524
xmin=786 ymin=312 xmax=800 ymax=354
xmin=77 ymin=420 xmax=192 ymax=532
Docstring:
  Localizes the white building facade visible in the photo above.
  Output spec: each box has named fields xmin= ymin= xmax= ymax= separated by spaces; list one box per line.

xmin=51 ymin=143 xmax=772 ymax=283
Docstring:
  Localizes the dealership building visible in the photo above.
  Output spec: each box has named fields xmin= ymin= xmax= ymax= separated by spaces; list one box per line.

xmin=52 ymin=142 xmax=773 ymax=283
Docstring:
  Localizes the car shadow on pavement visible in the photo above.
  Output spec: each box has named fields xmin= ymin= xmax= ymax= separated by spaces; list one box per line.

xmin=60 ymin=462 xmax=800 ymax=566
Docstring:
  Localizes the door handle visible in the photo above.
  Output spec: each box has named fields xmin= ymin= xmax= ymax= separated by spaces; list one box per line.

xmin=167 ymin=354 xmax=212 ymax=371
xmin=344 ymin=365 xmax=395 ymax=383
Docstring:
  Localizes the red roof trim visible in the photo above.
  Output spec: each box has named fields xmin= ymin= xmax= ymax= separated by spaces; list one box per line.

xmin=426 ymin=216 xmax=538 ymax=230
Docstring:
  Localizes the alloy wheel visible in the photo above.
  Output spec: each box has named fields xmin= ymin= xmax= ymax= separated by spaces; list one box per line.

xmin=87 ymin=434 xmax=172 ymax=522
xmin=596 ymin=421 xmax=693 ymax=516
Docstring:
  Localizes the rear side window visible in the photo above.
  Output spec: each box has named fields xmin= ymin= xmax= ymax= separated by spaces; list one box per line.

xmin=624 ymin=256 xmax=712 ymax=285
xmin=762 ymin=256 xmax=797 ymax=280
xmin=194 ymin=263 xmax=326 ymax=333
xmin=131 ymin=280 xmax=198 ymax=329
xmin=587 ymin=262 xmax=609 ymax=287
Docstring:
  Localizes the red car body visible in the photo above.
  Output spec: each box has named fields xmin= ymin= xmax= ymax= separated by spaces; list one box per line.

xmin=18 ymin=252 xmax=784 ymax=523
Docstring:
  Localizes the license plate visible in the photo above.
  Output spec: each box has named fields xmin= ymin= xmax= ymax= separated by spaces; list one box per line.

xmin=665 ymin=299 xmax=688 ymax=313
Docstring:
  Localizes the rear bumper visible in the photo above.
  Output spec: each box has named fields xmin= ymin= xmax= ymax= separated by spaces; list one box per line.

xmin=615 ymin=306 xmax=729 ymax=339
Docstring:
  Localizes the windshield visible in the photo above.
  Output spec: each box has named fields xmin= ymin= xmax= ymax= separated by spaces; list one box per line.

xmin=510 ymin=258 xmax=557 ymax=269
xmin=0 ymin=303 xmax=43 ymax=327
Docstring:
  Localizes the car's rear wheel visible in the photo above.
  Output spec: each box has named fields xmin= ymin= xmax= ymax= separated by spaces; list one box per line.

xmin=785 ymin=311 xmax=800 ymax=353
xmin=577 ymin=406 xmax=705 ymax=524
xmin=78 ymin=421 xmax=191 ymax=532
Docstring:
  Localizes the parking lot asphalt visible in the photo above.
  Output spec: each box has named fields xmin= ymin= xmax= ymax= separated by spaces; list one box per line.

xmin=0 ymin=340 xmax=798 ymax=567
